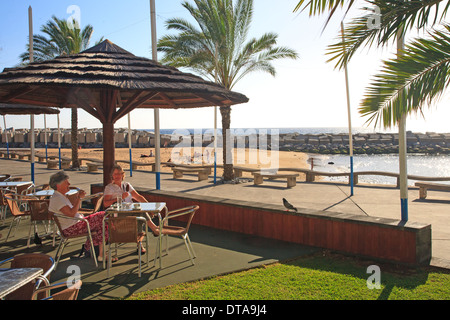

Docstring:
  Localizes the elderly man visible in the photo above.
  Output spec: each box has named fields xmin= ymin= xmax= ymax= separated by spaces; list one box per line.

xmin=48 ymin=171 xmax=111 ymax=262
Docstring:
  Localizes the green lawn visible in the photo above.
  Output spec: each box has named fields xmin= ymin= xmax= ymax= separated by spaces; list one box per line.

xmin=127 ymin=252 xmax=450 ymax=300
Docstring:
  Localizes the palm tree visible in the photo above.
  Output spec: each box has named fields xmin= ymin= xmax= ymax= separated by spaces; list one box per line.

xmin=158 ymin=0 xmax=298 ymax=180
xmin=294 ymin=0 xmax=450 ymax=128
xmin=21 ymin=16 xmax=103 ymax=168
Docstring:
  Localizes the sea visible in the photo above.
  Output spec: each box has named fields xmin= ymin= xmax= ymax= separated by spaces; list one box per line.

xmin=143 ymin=127 xmax=450 ymax=186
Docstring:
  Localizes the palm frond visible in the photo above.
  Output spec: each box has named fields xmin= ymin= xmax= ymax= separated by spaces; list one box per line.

xmin=158 ymin=0 xmax=298 ymax=90
xmin=293 ymin=0 xmax=355 ymax=29
xmin=359 ymin=24 xmax=450 ymax=128
xmin=326 ymin=0 xmax=449 ymax=69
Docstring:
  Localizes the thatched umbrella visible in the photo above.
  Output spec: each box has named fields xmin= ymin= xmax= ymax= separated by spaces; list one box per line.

xmin=0 ymin=103 xmax=60 ymax=182
xmin=0 ymin=104 xmax=60 ymax=116
xmin=0 ymin=40 xmax=249 ymax=186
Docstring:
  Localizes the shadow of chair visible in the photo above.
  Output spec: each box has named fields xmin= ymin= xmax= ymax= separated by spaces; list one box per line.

xmin=31 ymin=279 xmax=82 ymax=300
xmin=27 ymin=199 xmax=55 ymax=248
xmin=50 ymin=212 xmax=98 ymax=268
xmin=148 ymin=205 xmax=199 ymax=269
xmin=105 ymin=216 xmax=148 ymax=277
xmin=0 ymin=253 xmax=55 ymax=300
xmin=3 ymin=193 xmax=37 ymax=242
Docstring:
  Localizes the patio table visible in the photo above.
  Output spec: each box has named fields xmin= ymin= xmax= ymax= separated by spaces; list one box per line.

xmin=0 ymin=267 xmax=43 ymax=299
xmin=0 ymin=181 xmax=33 ymax=188
xmin=102 ymin=202 xmax=167 ymax=268
xmin=30 ymin=189 xmax=79 ymax=198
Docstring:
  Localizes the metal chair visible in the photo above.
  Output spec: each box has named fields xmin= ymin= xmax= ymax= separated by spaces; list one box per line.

xmin=29 ymin=184 xmax=50 ymax=200
xmin=27 ymin=199 xmax=56 ymax=248
xmin=50 ymin=211 xmax=98 ymax=268
xmin=0 ymin=187 xmax=11 ymax=224
xmin=149 ymin=205 xmax=199 ymax=268
xmin=31 ymin=279 xmax=82 ymax=300
xmin=0 ymin=174 xmax=11 ymax=182
xmin=5 ymin=176 xmax=22 ymax=182
xmin=3 ymin=193 xmax=37 ymax=242
xmin=0 ymin=253 xmax=54 ymax=300
xmin=105 ymin=216 xmax=148 ymax=277
xmin=78 ymin=193 xmax=104 ymax=215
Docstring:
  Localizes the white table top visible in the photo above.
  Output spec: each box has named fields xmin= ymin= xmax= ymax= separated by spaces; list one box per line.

xmin=0 ymin=268 xmax=43 ymax=299
xmin=106 ymin=202 xmax=166 ymax=214
xmin=0 ymin=181 xmax=33 ymax=187
xmin=30 ymin=189 xmax=79 ymax=197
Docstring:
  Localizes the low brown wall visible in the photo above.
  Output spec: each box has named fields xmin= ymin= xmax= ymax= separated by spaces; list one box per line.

xmin=91 ymin=184 xmax=432 ymax=266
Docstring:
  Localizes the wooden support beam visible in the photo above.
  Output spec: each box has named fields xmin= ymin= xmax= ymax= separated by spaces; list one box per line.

xmin=102 ymin=121 xmax=115 ymax=187
xmin=113 ymin=91 xmax=158 ymax=122
xmin=1 ymin=86 xmax=37 ymax=102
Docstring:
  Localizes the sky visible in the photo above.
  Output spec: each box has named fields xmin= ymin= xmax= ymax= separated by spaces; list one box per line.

xmin=0 ymin=0 xmax=449 ymax=133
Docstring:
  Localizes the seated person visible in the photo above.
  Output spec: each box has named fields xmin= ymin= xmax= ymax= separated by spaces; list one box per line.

xmin=103 ymin=164 xmax=148 ymax=208
xmin=103 ymin=164 xmax=150 ymax=254
xmin=48 ymin=171 xmax=110 ymax=261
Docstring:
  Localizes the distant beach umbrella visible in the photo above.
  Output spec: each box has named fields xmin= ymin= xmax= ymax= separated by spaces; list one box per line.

xmin=0 ymin=39 xmax=248 ymax=187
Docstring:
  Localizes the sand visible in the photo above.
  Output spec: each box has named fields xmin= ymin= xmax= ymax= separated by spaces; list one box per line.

xmin=42 ymin=147 xmax=311 ymax=179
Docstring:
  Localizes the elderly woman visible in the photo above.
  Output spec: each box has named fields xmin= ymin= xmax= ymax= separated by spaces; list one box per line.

xmin=103 ymin=164 xmax=149 ymax=254
xmin=103 ymin=164 xmax=148 ymax=208
xmin=48 ymin=171 xmax=110 ymax=262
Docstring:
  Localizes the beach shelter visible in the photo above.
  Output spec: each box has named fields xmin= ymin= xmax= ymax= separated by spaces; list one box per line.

xmin=0 ymin=39 xmax=249 ymax=187
xmin=0 ymin=103 xmax=60 ymax=182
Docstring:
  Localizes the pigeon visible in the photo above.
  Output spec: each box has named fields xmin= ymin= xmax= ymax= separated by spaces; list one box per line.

xmin=283 ymin=198 xmax=297 ymax=212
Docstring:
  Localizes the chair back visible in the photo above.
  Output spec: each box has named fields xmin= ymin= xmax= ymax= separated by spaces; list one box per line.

xmin=17 ymin=182 xmax=33 ymax=195
xmin=166 ymin=205 xmax=199 ymax=233
xmin=0 ymin=187 xmax=9 ymax=206
xmin=4 ymin=193 xmax=23 ymax=217
xmin=49 ymin=280 xmax=82 ymax=300
xmin=93 ymin=195 xmax=104 ymax=213
xmin=0 ymin=174 xmax=11 ymax=182
xmin=32 ymin=280 xmax=82 ymax=300
xmin=8 ymin=176 xmax=22 ymax=182
xmin=183 ymin=205 xmax=199 ymax=234
xmin=49 ymin=211 xmax=65 ymax=235
xmin=6 ymin=253 xmax=55 ymax=300
xmin=28 ymin=199 xmax=51 ymax=222
xmin=107 ymin=216 xmax=139 ymax=244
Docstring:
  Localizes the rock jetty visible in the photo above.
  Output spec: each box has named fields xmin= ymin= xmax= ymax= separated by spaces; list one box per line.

xmin=278 ymin=132 xmax=450 ymax=155
xmin=1 ymin=128 xmax=450 ymax=155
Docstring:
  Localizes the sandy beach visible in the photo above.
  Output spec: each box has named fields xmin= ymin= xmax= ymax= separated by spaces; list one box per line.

xmin=42 ymin=147 xmax=311 ymax=179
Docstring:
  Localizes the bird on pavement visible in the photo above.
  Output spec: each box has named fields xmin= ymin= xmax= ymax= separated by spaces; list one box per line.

xmin=282 ymin=198 xmax=297 ymax=212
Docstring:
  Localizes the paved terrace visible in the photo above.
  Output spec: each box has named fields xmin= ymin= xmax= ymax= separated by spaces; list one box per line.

xmin=0 ymin=158 xmax=449 ymax=300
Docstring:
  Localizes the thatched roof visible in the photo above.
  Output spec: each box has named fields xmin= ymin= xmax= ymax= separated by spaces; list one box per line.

xmin=0 ymin=40 xmax=249 ymax=119
xmin=0 ymin=103 xmax=60 ymax=115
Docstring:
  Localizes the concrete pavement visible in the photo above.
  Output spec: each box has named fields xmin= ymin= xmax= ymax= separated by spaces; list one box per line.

xmin=1 ymin=157 xmax=449 ymax=300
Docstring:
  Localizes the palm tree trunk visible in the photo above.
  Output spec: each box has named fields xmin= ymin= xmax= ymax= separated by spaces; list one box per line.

xmin=71 ymin=107 xmax=80 ymax=169
xmin=220 ymin=106 xmax=234 ymax=181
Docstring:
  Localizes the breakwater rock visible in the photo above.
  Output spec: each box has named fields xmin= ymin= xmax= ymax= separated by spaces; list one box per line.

xmin=2 ymin=128 xmax=450 ymax=155
xmin=279 ymin=132 xmax=450 ymax=155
